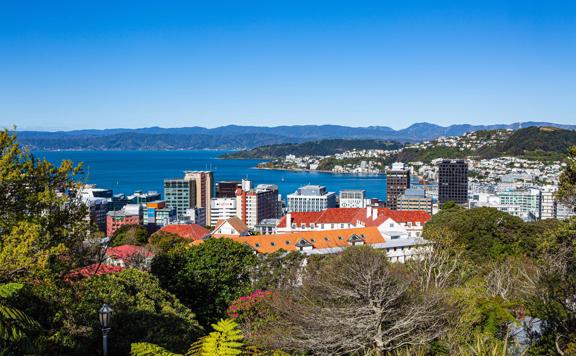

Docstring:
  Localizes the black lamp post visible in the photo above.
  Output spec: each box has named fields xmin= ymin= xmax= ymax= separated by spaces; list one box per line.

xmin=98 ymin=304 xmax=113 ymax=356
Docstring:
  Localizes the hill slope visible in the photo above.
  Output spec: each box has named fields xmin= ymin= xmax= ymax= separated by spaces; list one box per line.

xmin=221 ymin=139 xmax=403 ymax=159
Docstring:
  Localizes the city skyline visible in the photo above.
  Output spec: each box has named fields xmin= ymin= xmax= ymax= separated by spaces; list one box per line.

xmin=1 ymin=0 xmax=575 ymax=130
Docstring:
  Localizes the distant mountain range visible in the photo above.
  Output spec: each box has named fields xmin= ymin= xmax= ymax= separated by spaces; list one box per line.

xmin=14 ymin=121 xmax=576 ymax=150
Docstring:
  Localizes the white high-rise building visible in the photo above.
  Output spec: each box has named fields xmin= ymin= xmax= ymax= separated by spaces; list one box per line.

xmin=287 ymin=185 xmax=337 ymax=212
xmin=210 ymin=197 xmax=237 ymax=226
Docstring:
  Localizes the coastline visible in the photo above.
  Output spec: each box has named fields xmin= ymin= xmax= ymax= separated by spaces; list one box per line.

xmin=255 ymin=165 xmax=385 ymax=176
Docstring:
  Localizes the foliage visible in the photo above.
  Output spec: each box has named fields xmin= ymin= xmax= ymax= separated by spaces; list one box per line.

xmin=258 ymin=247 xmax=451 ymax=354
xmin=151 ymin=238 xmax=257 ymax=328
xmin=110 ymin=224 xmax=150 ymax=246
xmin=557 ymin=146 xmax=576 ymax=210
xmin=423 ymin=207 xmax=542 ymax=264
xmin=70 ymin=269 xmax=203 ymax=355
xmin=130 ymin=342 xmax=181 ymax=356
xmin=148 ymin=231 xmax=188 ymax=252
xmin=227 ymin=290 xmax=276 ymax=343
xmin=250 ymin=251 xmax=305 ymax=291
xmin=0 ymin=129 xmax=90 ymax=283
xmin=0 ymin=283 xmax=39 ymax=350
xmin=188 ymin=319 xmax=244 ymax=356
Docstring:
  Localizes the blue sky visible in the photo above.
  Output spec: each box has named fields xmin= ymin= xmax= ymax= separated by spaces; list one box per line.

xmin=0 ymin=0 xmax=574 ymax=130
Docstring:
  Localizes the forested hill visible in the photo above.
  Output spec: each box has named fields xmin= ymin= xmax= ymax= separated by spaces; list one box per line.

xmin=476 ymin=126 xmax=576 ymax=161
xmin=220 ymin=139 xmax=403 ymax=159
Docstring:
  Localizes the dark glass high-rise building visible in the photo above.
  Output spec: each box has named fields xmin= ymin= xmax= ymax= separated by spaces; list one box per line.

xmin=438 ymin=160 xmax=468 ymax=207
xmin=386 ymin=162 xmax=410 ymax=210
xmin=216 ymin=181 xmax=242 ymax=198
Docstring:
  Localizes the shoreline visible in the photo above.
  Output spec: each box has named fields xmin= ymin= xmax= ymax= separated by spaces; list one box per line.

xmin=255 ymin=165 xmax=385 ymax=176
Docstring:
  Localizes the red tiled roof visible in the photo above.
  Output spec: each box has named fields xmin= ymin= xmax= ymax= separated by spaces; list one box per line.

xmin=66 ymin=263 xmax=125 ymax=281
xmin=106 ymin=245 xmax=154 ymax=260
xmin=160 ymin=224 xmax=210 ymax=241
xmin=277 ymin=208 xmax=431 ymax=228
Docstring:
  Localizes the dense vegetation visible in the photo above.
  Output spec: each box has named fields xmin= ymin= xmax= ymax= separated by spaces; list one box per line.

xmin=221 ymin=139 xmax=404 ymax=159
xmin=2 ymin=128 xmax=576 ymax=355
xmin=478 ymin=126 xmax=576 ymax=161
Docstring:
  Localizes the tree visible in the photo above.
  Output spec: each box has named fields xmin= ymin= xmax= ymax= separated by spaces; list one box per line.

xmin=0 ymin=283 xmax=38 ymax=351
xmin=250 ymin=251 xmax=304 ymax=291
xmin=188 ymin=319 xmax=244 ymax=356
xmin=70 ymin=269 xmax=203 ymax=355
xmin=148 ymin=231 xmax=188 ymax=253
xmin=0 ymin=129 xmax=91 ymax=282
xmin=529 ymin=217 xmax=576 ymax=354
xmin=110 ymin=225 xmax=150 ymax=247
xmin=151 ymin=238 xmax=257 ymax=328
xmin=423 ymin=207 xmax=542 ymax=264
xmin=557 ymin=146 xmax=576 ymax=210
xmin=260 ymin=247 xmax=451 ymax=354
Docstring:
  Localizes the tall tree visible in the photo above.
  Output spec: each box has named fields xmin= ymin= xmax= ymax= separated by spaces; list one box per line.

xmin=260 ymin=247 xmax=451 ymax=354
xmin=151 ymin=238 xmax=257 ymax=328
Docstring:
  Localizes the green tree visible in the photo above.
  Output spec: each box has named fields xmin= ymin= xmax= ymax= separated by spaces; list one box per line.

xmin=151 ymin=238 xmax=257 ymax=328
xmin=423 ymin=207 xmax=542 ymax=264
xmin=557 ymin=146 xmax=576 ymax=210
xmin=0 ymin=129 xmax=90 ymax=282
xmin=0 ymin=283 xmax=39 ymax=352
xmin=148 ymin=231 xmax=188 ymax=253
xmin=110 ymin=224 xmax=150 ymax=247
xmin=70 ymin=269 xmax=203 ymax=355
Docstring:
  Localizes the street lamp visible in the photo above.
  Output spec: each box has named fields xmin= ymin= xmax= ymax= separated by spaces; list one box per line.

xmin=99 ymin=304 xmax=113 ymax=356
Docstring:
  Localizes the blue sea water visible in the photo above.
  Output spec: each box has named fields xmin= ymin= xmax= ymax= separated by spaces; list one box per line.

xmin=36 ymin=150 xmax=388 ymax=200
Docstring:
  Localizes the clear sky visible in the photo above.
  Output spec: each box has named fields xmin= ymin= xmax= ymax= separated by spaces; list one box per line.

xmin=0 ymin=0 xmax=575 ymax=130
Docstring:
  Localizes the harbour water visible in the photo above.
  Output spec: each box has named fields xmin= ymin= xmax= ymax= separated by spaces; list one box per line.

xmin=37 ymin=150 xmax=388 ymax=200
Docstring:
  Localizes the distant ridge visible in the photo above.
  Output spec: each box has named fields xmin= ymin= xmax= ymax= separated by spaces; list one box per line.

xmin=13 ymin=121 xmax=576 ymax=150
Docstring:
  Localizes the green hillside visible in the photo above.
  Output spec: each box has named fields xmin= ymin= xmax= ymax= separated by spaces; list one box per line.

xmin=221 ymin=139 xmax=403 ymax=159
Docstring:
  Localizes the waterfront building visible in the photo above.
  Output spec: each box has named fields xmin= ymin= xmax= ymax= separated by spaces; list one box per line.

xmin=79 ymin=185 xmax=113 ymax=232
xmin=287 ymin=185 xmax=337 ymax=212
xmin=184 ymin=171 xmax=214 ymax=224
xmin=216 ymin=181 xmax=242 ymax=198
xmin=164 ymin=178 xmax=196 ymax=218
xmin=397 ymin=188 xmax=433 ymax=214
xmin=106 ymin=204 xmax=142 ymax=236
xmin=236 ymin=181 xmax=282 ymax=228
xmin=339 ymin=190 xmax=367 ymax=208
xmin=438 ymin=159 xmax=468 ymax=207
xmin=210 ymin=197 xmax=238 ymax=226
xmin=386 ymin=162 xmax=410 ymax=209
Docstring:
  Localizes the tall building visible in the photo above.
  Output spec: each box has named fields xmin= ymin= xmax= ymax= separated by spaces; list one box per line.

xmin=339 ymin=190 xmax=366 ymax=208
xmin=184 ymin=171 xmax=214 ymax=223
xmin=216 ymin=181 xmax=242 ymax=198
xmin=386 ymin=162 xmax=410 ymax=209
xmin=287 ymin=185 xmax=337 ymax=212
xmin=164 ymin=179 xmax=196 ymax=218
xmin=235 ymin=180 xmax=281 ymax=228
xmin=79 ymin=185 xmax=113 ymax=232
xmin=143 ymin=201 xmax=176 ymax=226
xmin=397 ymin=188 xmax=433 ymax=214
xmin=210 ymin=197 xmax=238 ymax=226
xmin=540 ymin=185 xmax=557 ymax=220
xmin=438 ymin=160 xmax=468 ymax=207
